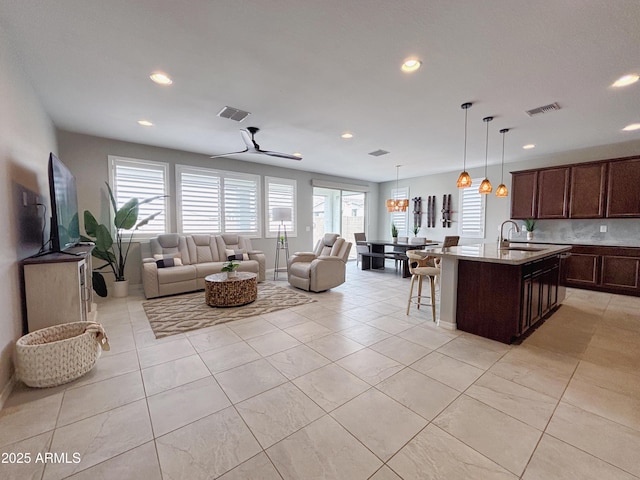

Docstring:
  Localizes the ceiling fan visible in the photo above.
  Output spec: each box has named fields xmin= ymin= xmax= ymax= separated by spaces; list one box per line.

xmin=210 ymin=127 xmax=302 ymax=160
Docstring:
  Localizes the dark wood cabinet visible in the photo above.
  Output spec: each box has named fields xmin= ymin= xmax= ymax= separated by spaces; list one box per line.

xmin=456 ymin=254 xmax=562 ymax=343
xmin=606 ymin=158 xmax=640 ymax=217
xmin=601 ymin=255 xmax=640 ymax=292
xmin=564 ymin=245 xmax=640 ymax=295
xmin=511 ymin=171 xmax=537 ymax=219
xmin=565 ymin=252 xmax=599 ymax=287
xmin=537 ymin=167 xmax=569 ymax=218
xmin=569 ymin=163 xmax=607 ymax=218
xmin=511 ymin=155 xmax=640 ymax=219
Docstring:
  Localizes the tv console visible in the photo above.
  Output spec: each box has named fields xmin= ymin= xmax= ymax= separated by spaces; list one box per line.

xmin=22 ymin=245 xmax=97 ymax=332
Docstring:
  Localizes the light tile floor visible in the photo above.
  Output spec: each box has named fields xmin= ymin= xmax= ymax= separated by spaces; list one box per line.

xmin=1 ymin=261 xmax=640 ymax=479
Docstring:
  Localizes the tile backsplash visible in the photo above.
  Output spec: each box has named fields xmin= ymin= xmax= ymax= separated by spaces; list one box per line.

xmin=510 ymin=219 xmax=640 ymax=247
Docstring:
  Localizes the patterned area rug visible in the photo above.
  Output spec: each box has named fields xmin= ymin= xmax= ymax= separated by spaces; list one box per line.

xmin=142 ymin=283 xmax=317 ymax=338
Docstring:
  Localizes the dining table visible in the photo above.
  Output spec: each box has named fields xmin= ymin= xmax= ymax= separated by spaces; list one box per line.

xmin=361 ymin=240 xmax=440 ymax=278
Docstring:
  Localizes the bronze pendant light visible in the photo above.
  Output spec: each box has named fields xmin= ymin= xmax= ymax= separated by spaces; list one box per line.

xmin=478 ymin=116 xmax=493 ymax=194
xmin=495 ymin=128 xmax=509 ymax=197
xmin=386 ymin=164 xmax=409 ymax=212
xmin=456 ymin=102 xmax=473 ymax=188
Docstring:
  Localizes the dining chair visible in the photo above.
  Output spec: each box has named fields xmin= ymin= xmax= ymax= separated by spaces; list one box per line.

xmin=353 ymin=232 xmax=369 ymax=267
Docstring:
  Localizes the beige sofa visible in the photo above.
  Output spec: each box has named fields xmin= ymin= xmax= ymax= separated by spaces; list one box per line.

xmin=288 ymin=233 xmax=352 ymax=292
xmin=142 ymin=233 xmax=266 ymax=299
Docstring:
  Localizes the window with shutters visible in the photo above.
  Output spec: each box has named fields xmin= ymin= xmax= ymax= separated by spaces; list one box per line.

xmin=176 ymin=165 xmax=260 ymax=236
xmin=458 ymin=179 xmax=486 ymax=238
xmin=390 ymin=187 xmax=410 ymax=237
xmin=109 ymin=156 xmax=169 ymax=238
xmin=265 ymin=176 xmax=297 ymax=237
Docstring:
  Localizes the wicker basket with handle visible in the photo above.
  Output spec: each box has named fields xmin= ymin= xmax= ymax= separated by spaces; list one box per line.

xmin=15 ymin=322 xmax=110 ymax=388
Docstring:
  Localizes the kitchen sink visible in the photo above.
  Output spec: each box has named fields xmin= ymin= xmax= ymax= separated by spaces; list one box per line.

xmin=501 ymin=246 xmax=545 ymax=252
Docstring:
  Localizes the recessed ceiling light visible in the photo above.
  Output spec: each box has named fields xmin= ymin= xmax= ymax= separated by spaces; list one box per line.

xmin=341 ymin=132 xmax=353 ymax=139
xmin=612 ymin=74 xmax=639 ymax=88
xmin=522 ymin=144 xmax=536 ymax=150
xmin=622 ymin=123 xmax=640 ymax=131
xmin=401 ymin=58 xmax=422 ymax=73
xmin=138 ymin=120 xmax=153 ymax=126
xmin=150 ymin=72 xmax=173 ymax=85
xmin=293 ymin=152 xmax=302 ymax=157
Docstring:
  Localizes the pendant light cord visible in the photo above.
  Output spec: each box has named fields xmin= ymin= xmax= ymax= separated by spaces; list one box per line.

xmin=463 ymin=108 xmax=468 ymax=171
xmin=500 ymin=130 xmax=505 ymax=184
xmin=484 ymin=119 xmax=489 ymax=177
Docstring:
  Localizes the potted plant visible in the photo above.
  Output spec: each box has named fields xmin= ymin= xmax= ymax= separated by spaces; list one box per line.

xmin=410 ymin=224 xmax=426 ymax=244
xmin=221 ymin=260 xmax=240 ymax=279
xmin=524 ymin=218 xmax=536 ymax=241
xmin=82 ymin=183 xmax=164 ymax=298
xmin=391 ymin=223 xmax=398 ymax=243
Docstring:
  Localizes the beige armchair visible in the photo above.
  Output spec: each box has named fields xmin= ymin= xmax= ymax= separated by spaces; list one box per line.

xmin=288 ymin=233 xmax=352 ymax=292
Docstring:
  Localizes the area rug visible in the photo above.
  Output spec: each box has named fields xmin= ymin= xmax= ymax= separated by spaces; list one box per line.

xmin=142 ymin=283 xmax=317 ymax=338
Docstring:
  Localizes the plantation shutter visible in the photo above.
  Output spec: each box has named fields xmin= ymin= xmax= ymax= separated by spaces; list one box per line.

xmin=109 ymin=156 xmax=169 ymax=236
xmin=222 ymin=174 xmax=260 ymax=235
xmin=265 ymin=177 xmax=297 ymax=237
xmin=391 ymin=187 xmax=409 ymax=237
xmin=177 ymin=166 xmax=222 ymax=233
xmin=458 ymin=179 xmax=486 ymax=238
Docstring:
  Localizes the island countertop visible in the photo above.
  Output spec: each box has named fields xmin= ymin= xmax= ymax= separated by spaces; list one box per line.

xmin=421 ymin=243 xmax=571 ymax=265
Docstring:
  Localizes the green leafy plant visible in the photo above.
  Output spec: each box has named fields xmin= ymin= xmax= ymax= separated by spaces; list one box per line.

xmin=221 ymin=260 xmax=240 ymax=273
xmin=413 ymin=224 xmax=420 ymax=236
xmin=391 ymin=223 xmax=398 ymax=238
xmin=82 ymin=183 xmax=164 ymax=297
xmin=523 ymin=218 xmax=536 ymax=232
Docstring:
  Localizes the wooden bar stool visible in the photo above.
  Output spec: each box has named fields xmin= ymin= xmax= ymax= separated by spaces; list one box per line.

xmin=406 ymin=250 xmax=439 ymax=321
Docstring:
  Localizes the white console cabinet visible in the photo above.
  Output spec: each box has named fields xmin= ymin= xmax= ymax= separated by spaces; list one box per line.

xmin=23 ymin=246 xmax=97 ymax=332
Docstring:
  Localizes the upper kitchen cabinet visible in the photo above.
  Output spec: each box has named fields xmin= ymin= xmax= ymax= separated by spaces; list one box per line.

xmin=511 ymin=155 xmax=640 ymax=220
xmin=606 ymin=157 xmax=640 ymax=218
xmin=537 ymin=167 xmax=570 ymax=219
xmin=569 ymin=162 xmax=607 ymax=218
xmin=510 ymin=171 xmax=537 ymax=219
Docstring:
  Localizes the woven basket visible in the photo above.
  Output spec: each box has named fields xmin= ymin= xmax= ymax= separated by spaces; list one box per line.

xmin=15 ymin=322 xmax=103 ymax=388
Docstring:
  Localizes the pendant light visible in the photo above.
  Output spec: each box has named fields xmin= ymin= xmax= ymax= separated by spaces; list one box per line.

xmin=495 ymin=128 xmax=509 ymax=197
xmin=456 ymin=102 xmax=473 ymax=188
xmin=386 ymin=165 xmax=409 ymax=212
xmin=478 ymin=116 xmax=493 ymax=194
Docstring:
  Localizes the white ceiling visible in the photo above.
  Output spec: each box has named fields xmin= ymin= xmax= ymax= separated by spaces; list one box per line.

xmin=2 ymin=0 xmax=639 ymax=182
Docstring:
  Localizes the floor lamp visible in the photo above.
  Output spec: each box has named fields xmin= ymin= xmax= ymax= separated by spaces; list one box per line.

xmin=272 ymin=207 xmax=291 ymax=280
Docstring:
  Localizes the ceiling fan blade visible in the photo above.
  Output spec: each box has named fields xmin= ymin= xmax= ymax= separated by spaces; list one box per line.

xmin=261 ymin=150 xmax=303 ymax=160
xmin=239 ymin=129 xmax=254 ymax=149
xmin=209 ymin=147 xmax=249 ymax=159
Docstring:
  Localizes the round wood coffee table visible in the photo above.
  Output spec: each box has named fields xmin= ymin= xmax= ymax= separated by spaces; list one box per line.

xmin=205 ymin=272 xmax=258 ymax=307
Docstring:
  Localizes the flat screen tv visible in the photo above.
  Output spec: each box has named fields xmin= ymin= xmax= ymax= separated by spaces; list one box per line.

xmin=48 ymin=153 xmax=80 ymax=252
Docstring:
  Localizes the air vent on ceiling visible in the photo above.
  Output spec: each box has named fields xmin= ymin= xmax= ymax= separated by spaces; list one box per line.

xmin=217 ymin=106 xmax=251 ymax=122
xmin=525 ymin=102 xmax=561 ymax=117
xmin=368 ymin=149 xmax=390 ymax=157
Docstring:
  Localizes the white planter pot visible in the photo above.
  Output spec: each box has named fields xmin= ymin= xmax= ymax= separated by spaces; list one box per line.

xmin=392 ymin=237 xmax=398 ymax=244
xmin=226 ymin=271 xmax=238 ymax=279
xmin=527 ymin=231 xmax=534 ymax=241
xmin=112 ymin=280 xmax=129 ymax=298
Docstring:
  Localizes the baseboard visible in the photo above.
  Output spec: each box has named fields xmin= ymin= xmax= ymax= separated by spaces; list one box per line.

xmin=0 ymin=374 xmax=16 ymax=410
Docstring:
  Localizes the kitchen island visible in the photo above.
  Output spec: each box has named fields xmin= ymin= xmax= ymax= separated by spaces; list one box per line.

xmin=422 ymin=243 xmax=572 ymax=344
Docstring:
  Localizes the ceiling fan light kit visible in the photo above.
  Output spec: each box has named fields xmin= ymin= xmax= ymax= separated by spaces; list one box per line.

xmin=210 ymin=127 xmax=301 ymax=161
xmin=457 ymin=102 xmax=473 ymax=189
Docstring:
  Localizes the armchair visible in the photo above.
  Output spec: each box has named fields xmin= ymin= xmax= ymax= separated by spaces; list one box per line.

xmin=287 ymin=233 xmax=352 ymax=292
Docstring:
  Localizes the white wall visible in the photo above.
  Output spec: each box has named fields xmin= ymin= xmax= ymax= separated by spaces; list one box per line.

xmin=0 ymin=30 xmax=57 ymax=404
xmin=378 ymin=139 xmax=640 ymax=245
xmin=57 ymin=130 xmax=379 ymax=287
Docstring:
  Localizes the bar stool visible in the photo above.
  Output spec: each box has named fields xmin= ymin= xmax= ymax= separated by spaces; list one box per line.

xmin=406 ymin=250 xmax=439 ymax=321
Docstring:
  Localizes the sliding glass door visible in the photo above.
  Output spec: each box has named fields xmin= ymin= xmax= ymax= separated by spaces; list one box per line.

xmin=313 ymin=187 xmax=365 ymax=259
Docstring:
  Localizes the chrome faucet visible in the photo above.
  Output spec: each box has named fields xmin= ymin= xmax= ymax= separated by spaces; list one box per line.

xmin=499 ymin=220 xmax=520 ymax=248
